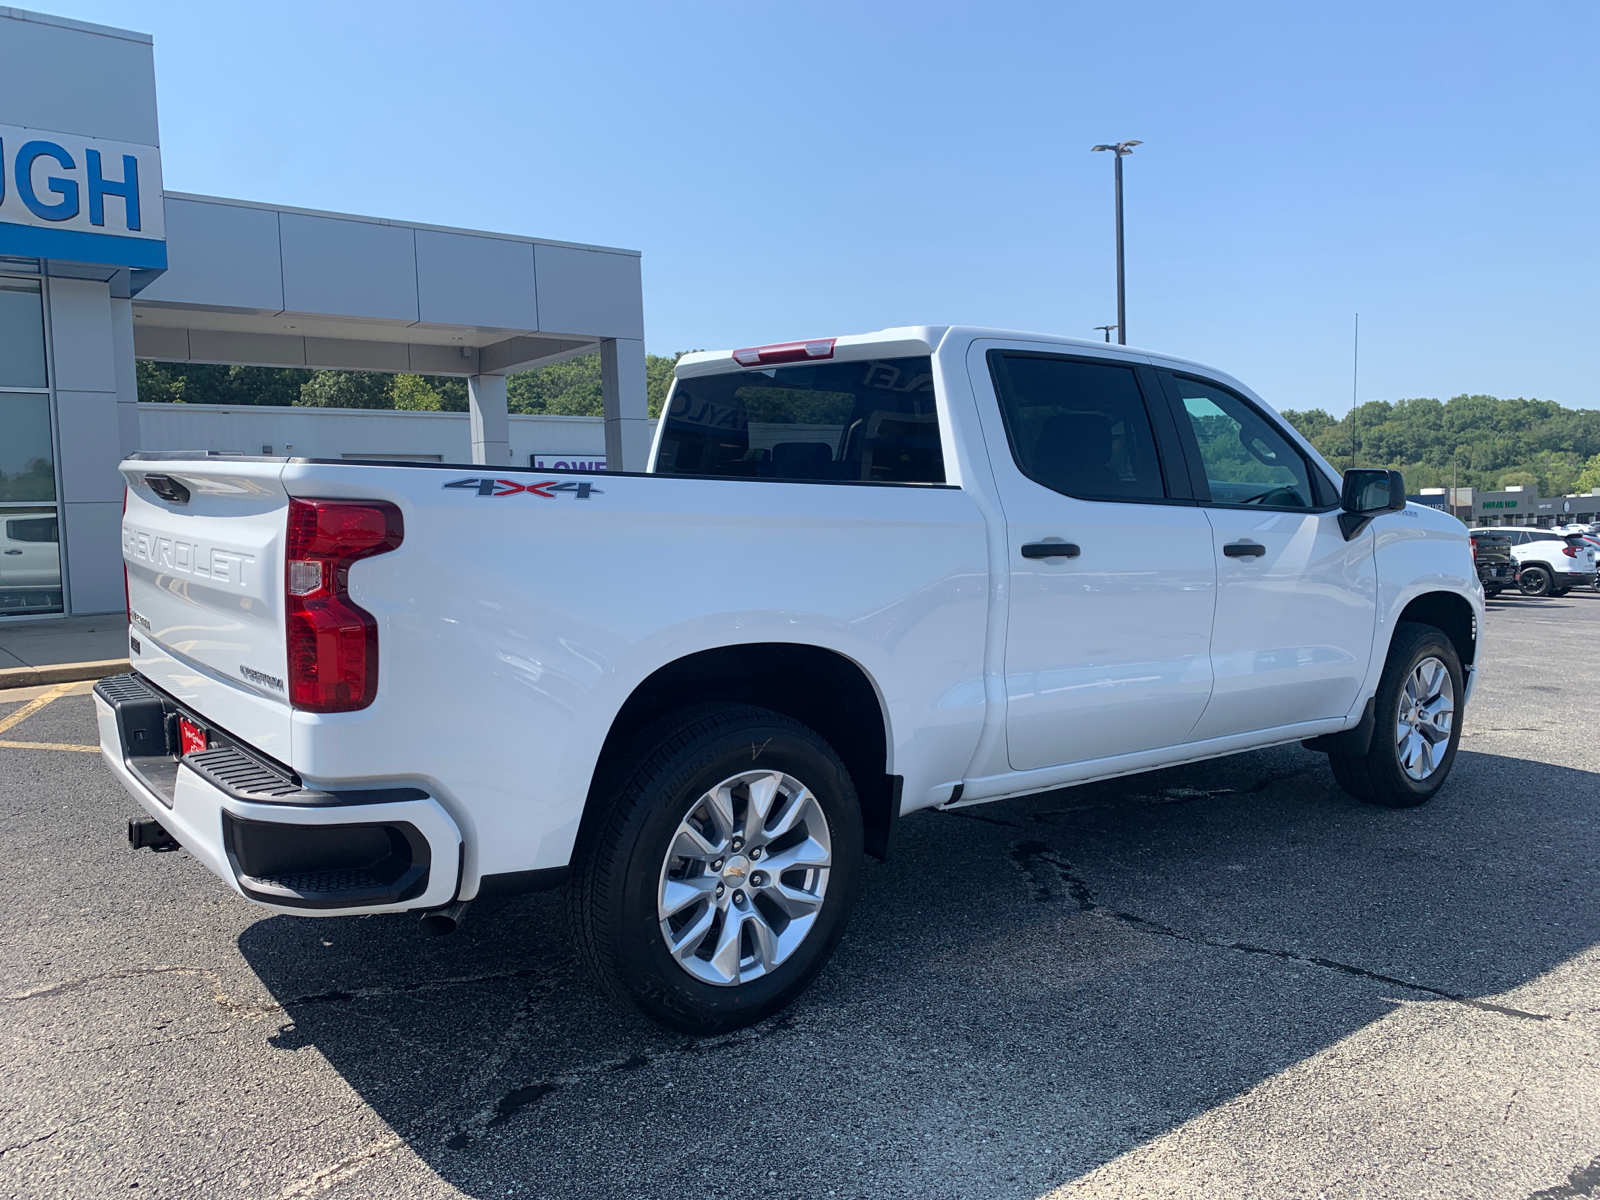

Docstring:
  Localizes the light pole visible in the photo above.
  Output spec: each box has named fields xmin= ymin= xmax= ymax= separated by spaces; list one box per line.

xmin=1093 ymin=324 xmax=1117 ymax=343
xmin=1091 ymin=140 xmax=1140 ymax=345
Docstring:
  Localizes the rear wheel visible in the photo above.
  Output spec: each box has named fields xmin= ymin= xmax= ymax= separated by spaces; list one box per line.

xmin=1519 ymin=565 xmax=1553 ymax=596
xmin=564 ymin=704 xmax=863 ymax=1034
xmin=1327 ymin=622 xmax=1463 ymax=808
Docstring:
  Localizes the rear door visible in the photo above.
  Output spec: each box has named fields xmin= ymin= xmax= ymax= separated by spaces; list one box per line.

xmin=121 ymin=459 xmax=294 ymax=761
xmin=970 ymin=344 xmax=1217 ymax=771
xmin=1157 ymin=371 xmax=1377 ymax=742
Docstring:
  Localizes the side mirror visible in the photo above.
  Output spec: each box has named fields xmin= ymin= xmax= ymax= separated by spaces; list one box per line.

xmin=1338 ymin=468 xmax=1406 ymax=539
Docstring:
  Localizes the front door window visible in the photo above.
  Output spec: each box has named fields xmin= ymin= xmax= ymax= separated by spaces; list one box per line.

xmin=1169 ymin=376 xmax=1316 ymax=509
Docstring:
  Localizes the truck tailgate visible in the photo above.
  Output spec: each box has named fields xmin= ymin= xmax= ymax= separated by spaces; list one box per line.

xmin=121 ymin=459 xmax=293 ymax=762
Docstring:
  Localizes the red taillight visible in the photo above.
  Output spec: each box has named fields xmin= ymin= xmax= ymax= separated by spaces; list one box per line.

xmin=731 ymin=338 xmax=836 ymax=367
xmin=1563 ymin=544 xmax=1578 ymax=558
xmin=285 ymin=498 xmax=403 ymax=713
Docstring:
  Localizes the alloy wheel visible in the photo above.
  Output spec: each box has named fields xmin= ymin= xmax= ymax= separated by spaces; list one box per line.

xmin=656 ymin=770 xmax=832 ymax=987
xmin=1395 ymin=655 xmax=1455 ymax=781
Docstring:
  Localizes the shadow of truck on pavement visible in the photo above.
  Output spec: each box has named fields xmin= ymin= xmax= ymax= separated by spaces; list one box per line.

xmin=238 ymin=744 xmax=1600 ymax=1200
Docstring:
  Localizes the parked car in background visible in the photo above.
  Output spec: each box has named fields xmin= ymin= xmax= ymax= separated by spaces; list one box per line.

xmin=1468 ymin=530 xmax=1517 ymax=598
xmin=1558 ymin=527 xmax=1600 ymax=586
xmin=1471 ymin=527 xmax=1599 ymax=596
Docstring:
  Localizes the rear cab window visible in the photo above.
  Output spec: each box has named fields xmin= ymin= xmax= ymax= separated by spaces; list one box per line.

xmin=986 ymin=351 xmax=1175 ymax=502
xmin=654 ymin=356 xmax=943 ymax=484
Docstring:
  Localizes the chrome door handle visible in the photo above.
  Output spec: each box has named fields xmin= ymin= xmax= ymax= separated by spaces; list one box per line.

xmin=2 ymin=550 xmax=20 ymax=555
xmin=1223 ymin=541 xmax=1266 ymax=558
xmin=1021 ymin=542 xmax=1081 ymax=559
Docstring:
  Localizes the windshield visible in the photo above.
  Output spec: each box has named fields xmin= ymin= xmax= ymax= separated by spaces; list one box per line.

xmin=654 ymin=356 xmax=943 ymax=484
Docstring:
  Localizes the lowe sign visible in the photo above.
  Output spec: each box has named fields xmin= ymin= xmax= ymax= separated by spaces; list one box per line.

xmin=0 ymin=123 xmax=165 ymax=269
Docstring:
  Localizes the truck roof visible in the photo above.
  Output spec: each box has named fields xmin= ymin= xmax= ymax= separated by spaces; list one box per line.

xmin=672 ymin=325 xmax=1240 ymax=388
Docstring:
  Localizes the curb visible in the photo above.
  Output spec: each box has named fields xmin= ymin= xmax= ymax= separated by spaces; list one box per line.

xmin=0 ymin=659 xmax=130 ymax=691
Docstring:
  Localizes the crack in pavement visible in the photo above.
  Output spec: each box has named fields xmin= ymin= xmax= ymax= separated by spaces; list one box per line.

xmin=0 ymin=1104 xmax=120 ymax=1159
xmin=438 ymin=1010 xmax=803 ymax=1153
xmin=1007 ymin=839 xmax=1552 ymax=1022
xmin=261 ymin=1008 xmax=804 ymax=1196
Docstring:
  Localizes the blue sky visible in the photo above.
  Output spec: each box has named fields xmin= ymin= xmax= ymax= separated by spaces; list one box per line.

xmin=57 ymin=0 xmax=1600 ymax=413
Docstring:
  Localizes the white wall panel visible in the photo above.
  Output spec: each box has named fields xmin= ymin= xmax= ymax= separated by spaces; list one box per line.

xmin=55 ymin=391 xmax=125 ymax=503
xmin=138 ymin=198 xmax=283 ymax=311
xmin=0 ymin=12 xmax=158 ymax=145
xmin=110 ymin=296 xmax=141 ymax=456
xmin=279 ymin=214 xmax=419 ymax=322
xmin=187 ymin=330 xmax=306 ymax=367
xmin=136 ymin=404 xmax=624 ymax=466
xmin=47 ymin=278 xmax=116 ymax=392
xmin=416 ymin=230 xmax=537 ymax=330
xmin=534 ymin=245 xmax=644 ymax=340
xmin=60 ymin=500 xmax=125 ymax=614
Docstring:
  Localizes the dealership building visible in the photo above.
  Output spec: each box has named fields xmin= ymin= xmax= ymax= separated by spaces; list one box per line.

xmin=0 ymin=7 xmax=648 ymax=621
xmin=1411 ymin=485 xmax=1600 ymax=528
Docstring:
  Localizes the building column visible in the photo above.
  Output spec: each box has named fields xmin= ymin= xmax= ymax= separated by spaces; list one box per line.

xmin=468 ymin=374 xmax=511 ymax=466
xmin=110 ymin=297 xmax=142 ymax=457
xmin=601 ymin=338 xmax=652 ymax=472
xmin=47 ymin=279 xmax=127 ymax=614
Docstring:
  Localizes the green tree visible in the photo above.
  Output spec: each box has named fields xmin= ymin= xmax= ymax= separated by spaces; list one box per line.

xmin=1497 ymin=470 xmax=1540 ymax=489
xmin=1575 ymin=452 xmax=1600 ymax=494
xmin=297 ymin=371 xmax=395 ymax=409
xmin=136 ymin=361 xmax=313 ymax=406
xmin=1279 ymin=393 xmax=1600 ymax=495
xmin=507 ymin=351 xmax=690 ymax=417
xmin=391 ymin=374 xmax=442 ymax=410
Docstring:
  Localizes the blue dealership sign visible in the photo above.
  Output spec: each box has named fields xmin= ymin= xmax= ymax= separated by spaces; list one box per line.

xmin=0 ymin=123 xmax=165 ymax=269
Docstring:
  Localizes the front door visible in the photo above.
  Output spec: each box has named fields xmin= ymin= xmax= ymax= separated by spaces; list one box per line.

xmin=972 ymin=346 xmax=1218 ymax=772
xmin=1160 ymin=371 xmax=1377 ymax=742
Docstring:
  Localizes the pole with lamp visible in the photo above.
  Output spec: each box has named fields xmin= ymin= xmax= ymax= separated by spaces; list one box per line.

xmin=1091 ymin=140 xmax=1141 ymax=345
xmin=1093 ymin=325 xmax=1117 ymax=343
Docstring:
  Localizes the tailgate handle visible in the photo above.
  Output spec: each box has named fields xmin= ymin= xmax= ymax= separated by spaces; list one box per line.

xmin=1021 ymin=541 xmax=1081 ymax=560
xmin=1224 ymin=541 xmax=1266 ymax=558
xmin=144 ymin=474 xmax=191 ymax=505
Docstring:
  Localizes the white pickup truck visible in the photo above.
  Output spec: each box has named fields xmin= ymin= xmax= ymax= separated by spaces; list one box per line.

xmin=98 ymin=326 xmax=1481 ymax=1032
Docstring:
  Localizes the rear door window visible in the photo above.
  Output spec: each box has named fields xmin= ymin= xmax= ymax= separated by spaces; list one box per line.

xmin=986 ymin=352 xmax=1168 ymax=502
xmin=654 ymin=356 xmax=942 ymax=484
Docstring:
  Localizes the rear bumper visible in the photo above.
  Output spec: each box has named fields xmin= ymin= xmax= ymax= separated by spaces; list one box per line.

xmin=95 ymin=674 xmax=461 ymax=916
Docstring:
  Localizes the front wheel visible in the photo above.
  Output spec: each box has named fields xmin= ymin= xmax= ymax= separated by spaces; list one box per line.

xmin=564 ymin=704 xmax=863 ymax=1034
xmin=1519 ymin=565 xmax=1554 ymax=596
xmin=1327 ymin=622 xmax=1463 ymax=808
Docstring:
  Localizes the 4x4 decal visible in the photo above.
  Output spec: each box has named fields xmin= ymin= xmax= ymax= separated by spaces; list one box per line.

xmin=443 ymin=477 xmax=602 ymax=499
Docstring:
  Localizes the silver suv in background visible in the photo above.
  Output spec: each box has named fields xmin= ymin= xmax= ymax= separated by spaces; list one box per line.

xmin=1470 ymin=527 xmax=1599 ymax=596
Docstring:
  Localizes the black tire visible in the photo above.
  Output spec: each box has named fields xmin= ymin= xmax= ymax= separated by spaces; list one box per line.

xmin=1519 ymin=565 xmax=1553 ymax=596
xmin=1327 ymin=622 xmax=1464 ymax=809
xmin=1483 ymin=586 xmax=1502 ymax=599
xmin=564 ymin=703 xmax=863 ymax=1034
xmin=1552 ymin=586 xmax=1572 ymax=597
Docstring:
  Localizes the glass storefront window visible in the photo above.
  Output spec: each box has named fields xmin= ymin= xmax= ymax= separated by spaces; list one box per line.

xmin=2 ymin=275 xmax=62 ymax=616
xmin=0 ymin=505 xmax=62 ymax=616
xmin=0 ymin=279 xmax=47 ymax=389
xmin=0 ymin=393 xmax=55 ymax=502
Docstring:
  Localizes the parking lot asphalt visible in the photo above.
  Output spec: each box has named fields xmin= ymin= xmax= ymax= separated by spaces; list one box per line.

xmin=4 ymin=592 xmax=1600 ymax=1200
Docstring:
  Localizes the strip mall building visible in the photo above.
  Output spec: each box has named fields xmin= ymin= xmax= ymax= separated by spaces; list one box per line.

xmin=0 ymin=7 xmax=648 ymax=620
